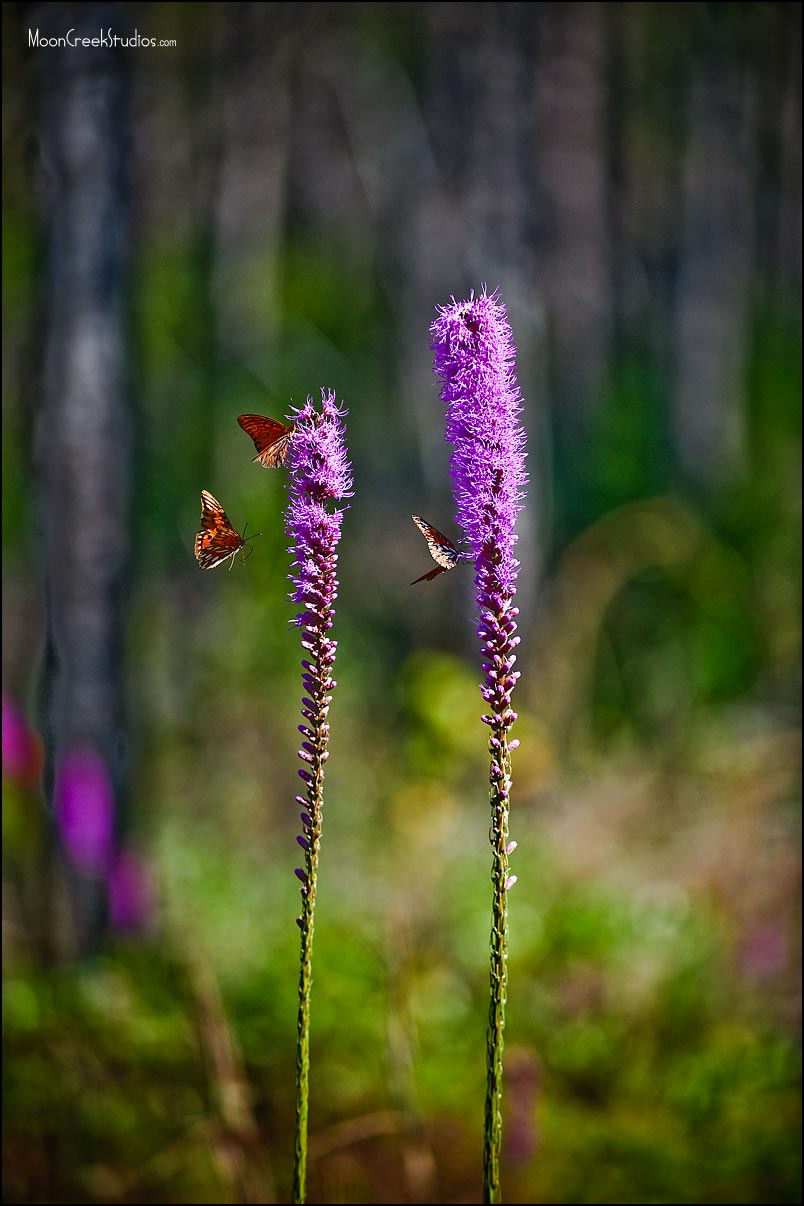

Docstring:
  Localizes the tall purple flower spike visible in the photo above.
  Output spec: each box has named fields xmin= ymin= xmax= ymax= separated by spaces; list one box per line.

xmin=285 ymin=388 xmax=352 ymax=1202
xmin=2 ymin=691 xmax=43 ymax=786
xmin=54 ymin=746 xmax=116 ymax=875
xmin=430 ymin=288 xmax=526 ymax=1204
xmin=286 ymin=389 xmax=352 ymax=881
xmin=109 ymin=847 xmax=155 ymax=933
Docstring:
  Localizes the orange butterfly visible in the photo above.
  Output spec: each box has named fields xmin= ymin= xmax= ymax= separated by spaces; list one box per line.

xmin=410 ymin=514 xmax=470 ymax=584
xmin=237 ymin=414 xmax=295 ymax=468
xmin=195 ymin=490 xmax=260 ymax=570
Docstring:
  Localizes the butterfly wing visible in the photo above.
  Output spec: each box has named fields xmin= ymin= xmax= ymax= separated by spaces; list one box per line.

xmin=410 ymin=514 xmax=463 ymax=584
xmin=237 ymin=414 xmax=295 ymax=468
xmin=195 ymin=490 xmax=245 ymax=569
xmin=410 ymin=564 xmax=448 ymax=585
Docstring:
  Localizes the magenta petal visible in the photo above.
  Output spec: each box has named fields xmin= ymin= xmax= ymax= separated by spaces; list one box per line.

xmin=109 ymin=848 xmax=154 ymax=932
xmin=2 ymin=691 xmax=42 ymax=785
xmin=54 ymin=747 xmax=115 ymax=874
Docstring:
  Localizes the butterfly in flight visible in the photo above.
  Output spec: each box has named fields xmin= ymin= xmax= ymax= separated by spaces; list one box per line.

xmin=237 ymin=414 xmax=295 ymax=468
xmin=410 ymin=514 xmax=470 ymax=584
xmin=195 ymin=490 xmax=260 ymax=570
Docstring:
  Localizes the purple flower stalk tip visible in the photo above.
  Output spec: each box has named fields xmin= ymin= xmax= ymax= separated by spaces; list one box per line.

xmin=430 ymin=288 xmax=527 ymax=601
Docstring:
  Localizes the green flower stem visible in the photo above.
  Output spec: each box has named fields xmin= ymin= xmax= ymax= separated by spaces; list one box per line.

xmin=483 ymin=722 xmax=513 ymax=1205
xmin=292 ymin=652 xmax=330 ymax=1204
xmin=292 ymin=818 xmax=318 ymax=1205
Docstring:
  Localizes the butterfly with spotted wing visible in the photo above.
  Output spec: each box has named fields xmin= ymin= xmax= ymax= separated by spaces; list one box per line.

xmin=195 ymin=490 xmax=261 ymax=571
xmin=237 ymin=414 xmax=295 ymax=468
xmin=410 ymin=514 xmax=470 ymax=584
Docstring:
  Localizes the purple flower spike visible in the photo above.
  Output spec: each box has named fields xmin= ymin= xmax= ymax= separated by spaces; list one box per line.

xmin=431 ymin=289 xmax=527 ymax=601
xmin=430 ymin=288 xmax=526 ymax=787
xmin=54 ymin=746 xmax=116 ymax=875
xmin=2 ymin=691 xmax=43 ymax=786
xmin=286 ymin=390 xmax=352 ymax=879
xmin=109 ymin=847 xmax=155 ymax=933
xmin=430 ymin=289 xmax=527 ymax=1203
xmin=286 ymin=390 xmax=351 ymax=1204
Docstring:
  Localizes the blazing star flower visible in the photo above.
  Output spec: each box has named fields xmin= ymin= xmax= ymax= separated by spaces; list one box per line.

xmin=2 ymin=691 xmax=43 ymax=786
xmin=286 ymin=390 xmax=352 ymax=872
xmin=430 ymin=288 xmax=527 ymax=1205
xmin=285 ymin=388 xmax=352 ymax=1205
xmin=54 ymin=746 xmax=116 ymax=875
xmin=431 ymin=288 xmax=526 ymax=604
xmin=109 ymin=847 xmax=155 ymax=933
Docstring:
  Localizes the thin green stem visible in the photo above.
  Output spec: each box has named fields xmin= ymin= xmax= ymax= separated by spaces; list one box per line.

xmin=483 ymin=726 xmax=512 ymax=1204
xmin=293 ymin=823 xmax=317 ymax=1204
xmin=292 ymin=638 xmax=329 ymax=1205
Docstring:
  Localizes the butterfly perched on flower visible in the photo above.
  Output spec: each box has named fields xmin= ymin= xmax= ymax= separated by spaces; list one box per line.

xmin=237 ymin=414 xmax=295 ymax=468
xmin=195 ymin=490 xmax=260 ymax=570
xmin=410 ymin=514 xmax=470 ymax=584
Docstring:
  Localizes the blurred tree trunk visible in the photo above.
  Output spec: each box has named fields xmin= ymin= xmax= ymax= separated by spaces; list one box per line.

xmin=213 ymin=2 xmax=293 ymax=362
xmin=673 ymin=8 xmax=753 ymax=485
xmin=35 ymin=2 xmax=131 ymax=955
xmin=536 ymin=1 xmax=612 ymax=538
xmin=752 ymin=2 xmax=801 ymax=298
xmin=777 ymin=22 xmax=802 ymax=295
xmin=401 ymin=2 xmax=545 ymax=635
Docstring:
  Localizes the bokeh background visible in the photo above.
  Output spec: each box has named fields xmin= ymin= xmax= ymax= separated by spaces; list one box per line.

xmin=3 ymin=2 xmax=801 ymax=1202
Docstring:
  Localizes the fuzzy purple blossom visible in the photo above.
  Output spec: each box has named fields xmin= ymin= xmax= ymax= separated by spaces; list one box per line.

xmin=109 ymin=847 xmax=155 ymax=933
xmin=286 ymin=390 xmax=352 ymax=873
xmin=2 ymin=691 xmax=43 ymax=786
xmin=54 ymin=746 xmax=116 ymax=875
xmin=430 ymin=289 xmax=526 ymax=724
xmin=285 ymin=388 xmax=352 ymax=1204
xmin=430 ymin=289 xmax=527 ymax=1205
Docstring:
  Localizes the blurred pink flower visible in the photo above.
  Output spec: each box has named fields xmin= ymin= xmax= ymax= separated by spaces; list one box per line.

xmin=2 ymin=691 xmax=43 ymax=786
xmin=740 ymin=923 xmax=789 ymax=982
xmin=109 ymin=847 xmax=155 ymax=932
xmin=54 ymin=747 xmax=115 ymax=874
xmin=503 ymin=1047 xmax=541 ymax=1164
